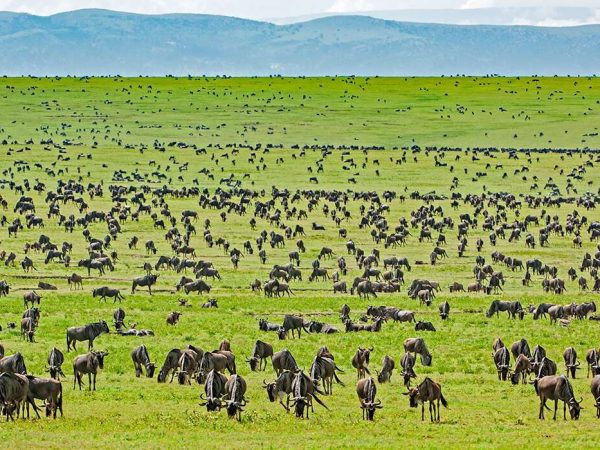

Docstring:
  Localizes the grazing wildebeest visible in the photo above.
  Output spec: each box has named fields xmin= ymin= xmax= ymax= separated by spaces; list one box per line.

xmin=310 ymin=355 xmax=344 ymax=395
xmin=404 ymin=377 xmax=448 ymax=422
xmin=131 ymin=274 xmax=159 ymax=294
xmin=25 ymin=375 xmax=63 ymax=419
xmin=403 ymin=338 xmax=432 ymax=366
xmin=439 ymin=301 xmax=450 ymax=320
xmin=272 ymin=349 xmax=298 ymax=375
xmin=399 ymin=352 xmax=417 ymax=387
xmin=47 ymin=347 xmax=65 ymax=380
xmin=291 ymin=370 xmax=327 ymax=419
xmin=493 ymin=346 xmax=511 ymax=381
xmin=177 ymin=349 xmax=199 ymax=385
xmin=200 ymin=369 xmax=228 ymax=411
xmin=511 ymin=338 xmax=531 ymax=359
xmin=157 ymin=348 xmax=183 ymax=383
xmin=183 ymin=279 xmax=211 ymax=295
xmin=263 ymin=370 xmax=294 ymax=411
xmin=590 ymin=375 xmax=600 ymax=418
xmin=113 ymin=308 xmax=125 ymax=330
xmin=530 ymin=345 xmax=547 ymax=375
xmin=534 ymin=375 xmax=582 ymax=420
xmin=73 ymin=351 xmax=108 ymax=391
xmin=0 ymin=372 xmax=29 ymax=421
xmin=66 ymin=320 xmax=109 ymax=351
xmin=486 ymin=300 xmax=524 ymax=319
xmin=223 ymin=374 xmax=248 ymax=421
xmin=576 ymin=302 xmax=597 ymax=319
xmin=247 ymin=340 xmax=273 ymax=371
xmin=536 ymin=357 xmax=558 ymax=379
xmin=415 ymin=321 xmax=436 ymax=332
xmin=199 ymin=351 xmax=236 ymax=383
xmin=376 ymin=355 xmax=395 ymax=383
xmin=511 ymin=354 xmax=531 ymax=385
xmin=352 ymin=347 xmax=372 ymax=380
xmin=92 ymin=286 xmax=124 ymax=303
xmin=131 ymin=345 xmax=156 ymax=378
xmin=356 ymin=377 xmax=382 ymax=421
xmin=563 ymin=347 xmax=580 ymax=378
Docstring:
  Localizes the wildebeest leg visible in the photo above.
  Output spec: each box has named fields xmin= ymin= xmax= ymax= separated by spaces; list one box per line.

xmin=563 ymin=400 xmax=567 ymax=420
xmin=429 ymin=402 xmax=434 ymax=422
xmin=553 ymin=400 xmax=558 ymax=420
xmin=421 ymin=402 xmax=425 ymax=421
xmin=89 ymin=373 xmax=92 ymax=391
xmin=437 ymin=399 xmax=441 ymax=421
xmin=28 ymin=398 xmax=41 ymax=419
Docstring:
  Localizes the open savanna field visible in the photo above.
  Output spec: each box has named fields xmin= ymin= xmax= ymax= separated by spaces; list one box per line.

xmin=1 ymin=76 xmax=600 ymax=448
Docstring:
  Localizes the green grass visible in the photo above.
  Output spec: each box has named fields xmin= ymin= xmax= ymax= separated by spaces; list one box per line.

xmin=1 ymin=76 xmax=600 ymax=448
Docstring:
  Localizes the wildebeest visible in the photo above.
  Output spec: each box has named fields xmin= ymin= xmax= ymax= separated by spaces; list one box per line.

xmin=166 ymin=311 xmax=182 ymax=325
xmin=92 ymin=286 xmax=124 ymax=302
xmin=586 ymin=349 xmax=600 ymax=377
xmin=272 ymin=349 xmax=298 ymax=375
xmin=47 ymin=347 xmax=65 ymax=380
xmin=0 ymin=352 xmax=27 ymax=375
xmin=23 ymin=291 xmax=41 ymax=309
xmin=404 ymin=377 xmax=448 ymax=422
xmin=73 ymin=351 xmax=108 ymax=391
xmin=131 ymin=345 xmax=156 ymax=378
xmin=177 ymin=349 xmax=199 ymax=385
xmin=0 ymin=372 xmax=29 ymax=421
xmin=352 ymin=347 xmax=372 ymax=380
xmin=290 ymin=370 xmax=327 ymax=419
xmin=25 ymin=375 xmax=62 ymax=419
xmin=263 ymin=370 xmax=294 ymax=411
xmin=356 ymin=377 xmax=382 ymax=420
xmin=511 ymin=354 xmax=531 ymax=385
xmin=247 ymin=340 xmax=273 ymax=371
xmin=157 ymin=348 xmax=183 ymax=383
xmin=439 ymin=301 xmax=450 ymax=320
xmin=494 ymin=346 xmax=511 ymax=381
xmin=310 ymin=355 xmax=344 ymax=395
xmin=511 ymin=338 xmax=531 ymax=359
xmin=131 ymin=274 xmax=159 ymax=294
xmin=183 ymin=279 xmax=211 ymax=295
xmin=66 ymin=320 xmax=110 ymax=351
xmin=563 ymin=347 xmax=580 ymax=378
xmin=486 ymin=300 xmax=524 ymax=319
xmin=376 ymin=355 xmax=395 ymax=383
xmin=591 ymin=375 xmax=600 ymax=418
xmin=281 ymin=315 xmax=309 ymax=339
xmin=533 ymin=375 xmax=582 ymax=420
xmin=415 ymin=321 xmax=436 ymax=332
xmin=307 ymin=321 xmax=339 ymax=334
xmin=200 ymin=369 xmax=228 ymax=411
xmin=404 ymin=338 xmax=432 ymax=366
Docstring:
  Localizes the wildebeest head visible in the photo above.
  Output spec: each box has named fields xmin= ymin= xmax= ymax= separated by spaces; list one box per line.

xmin=404 ymin=387 xmax=420 ymax=408
xmin=99 ymin=320 xmax=110 ymax=334
xmin=146 ymin=363 xmax=156 ymax=378
xmin=157 ymin=369 xmax=167 ymax=383
xmin=263 ymin=379 xmax=278 ymax=402
xmin=361 ymin=399 xmax=383 ymax=421
xmin=94 ymin=351 xmax=108 ymax=369
xmin=247 ymin=357 xmax=259 ymax=371
xmin=199 ymin=393 xmax=222 ymax=411
xmin=292 ymin=396 xmax=309 ymax=418
xmin=226 ymin=399 xmax=246 ymax=419
xmin=568 ymin=397 xmax=583 ymax=420
xmin=277 ymin=327 xmax=286 ymax=340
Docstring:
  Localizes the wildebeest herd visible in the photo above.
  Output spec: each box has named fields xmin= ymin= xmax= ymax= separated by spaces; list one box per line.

xmin=1 ymin=77 xmax=600 ymax=445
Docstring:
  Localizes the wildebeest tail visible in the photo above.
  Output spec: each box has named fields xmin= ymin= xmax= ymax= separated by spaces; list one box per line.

xmin=312 ymin=392 xmax=329 ymax=410
xmin=333 ymin=371 xmax=345 ymax=386
xmin=533 ymin=378 xmax=539 ymax=395
xmin=440 ymin=393 xmax=448 ymax=408
xmin=333 ymin=362 xmax=345 ymax=373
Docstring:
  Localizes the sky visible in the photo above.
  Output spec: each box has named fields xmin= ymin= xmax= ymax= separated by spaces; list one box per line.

xmin=0 ymin=0 xmax=599 ymax=21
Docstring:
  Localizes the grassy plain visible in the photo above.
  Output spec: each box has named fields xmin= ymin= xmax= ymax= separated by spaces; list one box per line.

xmin=0 ymin=77 xmax=600 ymax=448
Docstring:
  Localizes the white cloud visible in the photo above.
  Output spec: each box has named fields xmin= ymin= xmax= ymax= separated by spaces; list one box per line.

xmin=327 ymin=0 xmax=375 ymax=13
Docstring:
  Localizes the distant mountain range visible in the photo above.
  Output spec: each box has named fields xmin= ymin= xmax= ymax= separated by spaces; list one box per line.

xmin=0 ymin=9 xmax=599 ymax=76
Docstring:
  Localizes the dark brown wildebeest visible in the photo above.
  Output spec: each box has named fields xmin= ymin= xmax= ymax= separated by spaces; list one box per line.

xmin=198 ymin=351 xmax=236 ymax=383
xmin=200 ymin=369 xmax=228 ymax=411
xmin=576 ymin=302 xmax=597 ymax=319
xmin=131 ymin=274 xmax=159 ymax=294
xmin=486 ymin=300 xmax=524 ymax=319
xmin=535 ymin=357 xmax=558 ymax=378
xmin=166 ymin=311 xmax=182 ymax=326
xmin=511 ymin=354 xmax=531 ymax=385
xmin=0 ymin=372 xmax=29 ymax=421
xmin=247 ymin=340 xmax=273 ymax=371
xmin=307 ymin=321 xmax=339 ymax=334
xmin=493 ymin=346 xmax=511 ymax=381
xmin=66 ymin=320 xmax=109 ymax=351
xmin=92 ymin=286 xmax=124 ymax=303
xmin=290 ymin=370 xmax=328 ymax=419
xmin=563 ymin=347 xmax=580 ymax=378
xmin=492 ymin=337 xmax=505 ymax=353
xmin=591 ymin=375 xmax=600 ymax=418
xmin=131 ymin=344 xmax=156 ymax=378
xmin=439 ymin=301 xmax=450 ymax=320
xmin=73 ymin=351 xmax=108 ymax=391
xmin=356 ymin=377 xmax=382 ymax=421
xmin=404 ymin=338 xmax=432 ymax=366
xmin=177 ymin=349 xmax=199 ymax=385
xmin=183 ymin=279 xmax=211 ymax=295
xmin=0 ymin=352 xmax=27 ymax=374
xmin=404 ymin=377 xmax=448 ymax=422
xmin=376 ymin=355 xmax=395 ymax=383
xmin=529 ymin=345 xmax=546 ymax=375
xmin=20 ymin=317 xmax=36 ymax=342
xmin=25 ymin=375 xmax=63 ymax=419
xmin=23 ymin=291 xmax=41 ymax=309
xmin=113 ymin=308 xmax=125 ymax=329
xmin=272 ymin=349 xmax=298 ymax=375
xmin=202 ymin=298 xmax=218 ymax=308
xmin=281 ymin=315 xmax=309 ymax=339
xmin=533 ymin=375 xmax=582 ymax=420
xmin=586 ymin=349 xmax=600 ymax=377
xmin=157 ymin=348 xmax=183 ymax=383
xmin=47 ymin=347 xmax=65 ymax=380
xmin=67 ymin=273 xmax=83 ymax=290
xmin=224 ymin=374 xmax=248 ymax=421
xmin=263 ymin=370 xmax=294 ymax=411
xmin=401 ymin=352 xmax=417 ymax=387
xmin=415 ymin=321 xmax=436 ymax=332
xmin=352 ymin=347 xmax=372 ymax=380
xmin=310 ymin=355 xmax=344 ymax=395
xmin=510 ymin=338 xmax=531 ymax=359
